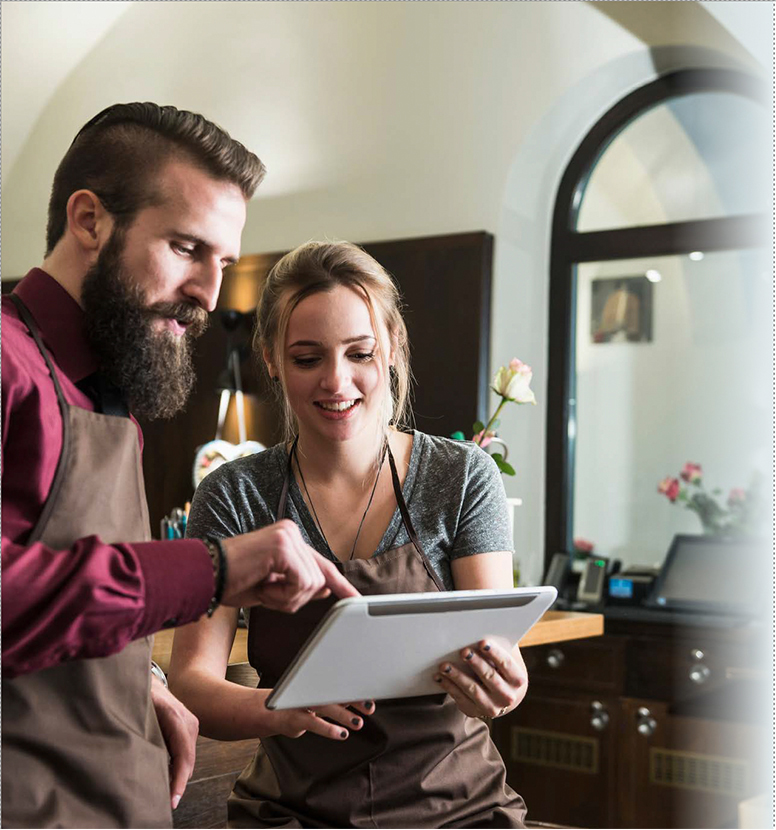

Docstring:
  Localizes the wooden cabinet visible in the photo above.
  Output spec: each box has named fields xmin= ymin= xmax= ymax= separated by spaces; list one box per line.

xmin=492 ymin=617 xmax=764 ymax=829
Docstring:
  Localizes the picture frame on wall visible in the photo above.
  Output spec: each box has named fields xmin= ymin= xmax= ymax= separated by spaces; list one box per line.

xmin=591 ymin=275 xmax=654 ymax=344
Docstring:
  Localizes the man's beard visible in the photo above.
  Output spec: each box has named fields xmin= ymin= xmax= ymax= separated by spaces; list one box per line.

xmin=81 ymin=229 xmax=209 ymax=420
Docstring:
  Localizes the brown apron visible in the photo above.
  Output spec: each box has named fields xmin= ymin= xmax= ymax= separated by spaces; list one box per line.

xmin=228 ymin=445 xmax=526 ymax=828
xmin=2 ymin=295 xmax=171 ymax=829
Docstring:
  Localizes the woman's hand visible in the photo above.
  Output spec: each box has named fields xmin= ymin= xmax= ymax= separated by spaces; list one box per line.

xmin=260 ymin=698 xmax=376 ymax=741
xmin=434 ymin=638 xmax=527 ymax=719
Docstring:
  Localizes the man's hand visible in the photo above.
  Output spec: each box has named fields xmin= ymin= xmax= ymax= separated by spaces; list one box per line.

xmin=150 ymin=675 xmax=199 ymax=811
xmin=220 ymin=520 xmax=359 ymax=612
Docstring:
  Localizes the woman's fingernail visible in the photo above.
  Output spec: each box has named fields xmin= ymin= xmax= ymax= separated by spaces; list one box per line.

xmin=351 ymin=717 xmax=361 ymax=726
xmin=443 ymin=664 xmax=452 ymax=674
xmin=434 ymin=674 xmax=443 ymax=682
xmin=340 ymin=730 xmax=348 ymax=739
xmin=464 ymin=650 xmax=473 ymax=660
xmin=364 ymin=700 xmax=374 ymax=709
xmin=172 ymin=795 xmax=181 ymax=810
xmin=482 ymin=642 xmax=491 ymax=652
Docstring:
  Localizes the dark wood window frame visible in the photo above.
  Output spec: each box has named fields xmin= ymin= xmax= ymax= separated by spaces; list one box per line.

xmin=544 ymin=67 xmax=769 ymax=567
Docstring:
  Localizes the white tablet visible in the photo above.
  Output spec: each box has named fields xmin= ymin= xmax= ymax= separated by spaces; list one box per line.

xmin=265 ymin=586 xmax=557 ymax=710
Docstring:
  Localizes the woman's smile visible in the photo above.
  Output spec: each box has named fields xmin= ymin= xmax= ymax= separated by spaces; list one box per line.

xmin=314 ymin=398 xmax=363 ymax=419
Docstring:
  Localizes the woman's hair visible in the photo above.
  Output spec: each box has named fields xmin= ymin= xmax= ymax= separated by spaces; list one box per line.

xmin=255 ymin=241 xmax=413 ymax=442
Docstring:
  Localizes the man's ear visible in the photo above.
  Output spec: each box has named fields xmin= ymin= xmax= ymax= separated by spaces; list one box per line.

xmin=66 ymin=190 xmax=114 ymax=255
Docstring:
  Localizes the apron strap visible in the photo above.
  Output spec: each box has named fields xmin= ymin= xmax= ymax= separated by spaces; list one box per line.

xmin=276 ymin=437 xmax=296 ymax=520
xmin=10 ymin=294 xmax=69 ymax=411
xmin=9 ymin=293 xmax=74 ymax=545
xmin=387 ymin=443 xmax=446 ymax=592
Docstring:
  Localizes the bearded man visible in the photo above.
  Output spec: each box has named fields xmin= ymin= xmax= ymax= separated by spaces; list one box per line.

xmin=1 ymin=103 xmax=356 ymax=829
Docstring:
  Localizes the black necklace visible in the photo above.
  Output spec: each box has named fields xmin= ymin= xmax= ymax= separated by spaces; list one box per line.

xmin=292 ymin=438 xmax=388 ymax=561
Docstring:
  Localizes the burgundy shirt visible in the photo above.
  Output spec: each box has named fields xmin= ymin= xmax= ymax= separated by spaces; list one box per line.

xmin=2 ymin=269 xmax=214 ymax=678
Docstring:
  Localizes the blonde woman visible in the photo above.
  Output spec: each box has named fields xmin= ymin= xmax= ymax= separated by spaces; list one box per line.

xmin=169 ymin=242 xmax=529 ymax=828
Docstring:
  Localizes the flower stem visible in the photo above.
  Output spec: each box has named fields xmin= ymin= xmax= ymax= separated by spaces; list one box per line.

xmin=475 ymin=398 xmax=507 ymax=446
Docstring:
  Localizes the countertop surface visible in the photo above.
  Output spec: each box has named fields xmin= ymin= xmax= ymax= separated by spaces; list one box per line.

xmin=152 ymin=609 xmax=604 ymax=674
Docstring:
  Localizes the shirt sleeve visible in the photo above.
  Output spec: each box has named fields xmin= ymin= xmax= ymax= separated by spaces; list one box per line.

xmin=1 ymin=535 xmax=215 ymax=679
xmin=450 ymin=445 xmax=515 ymax=558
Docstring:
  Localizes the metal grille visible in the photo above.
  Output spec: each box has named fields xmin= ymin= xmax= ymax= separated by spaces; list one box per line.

xmin=650 ymin=748 xmax=749 ymax=797
xmin=510 ymin=727 xmax=599 ymax=774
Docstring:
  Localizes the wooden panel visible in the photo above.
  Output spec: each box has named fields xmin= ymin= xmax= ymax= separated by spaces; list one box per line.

xmin=361 ymin=232 xmax=493 ymax=437
xmin=524 ymin=635 xmax=625 ymax=695
xmin=617 ymin=698 xmax=760 ymax=829
xmin=173 ymin=736 xmax=257 ymax=830
xmin=624 ymin=634 xmax=751 ymax=704
xmin=492 ymin=693 xmax=619 ymax=828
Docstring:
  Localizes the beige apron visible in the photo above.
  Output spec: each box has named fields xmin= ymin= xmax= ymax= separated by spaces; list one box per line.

xmin=2 ymin=295 xmax=171 ymax=829
xmin=228 ymin=444 xmax=526 ymax=828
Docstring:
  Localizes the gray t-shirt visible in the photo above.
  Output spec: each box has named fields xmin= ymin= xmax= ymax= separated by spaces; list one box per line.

xmin=187 ymin=430 xmax=513 ymax=590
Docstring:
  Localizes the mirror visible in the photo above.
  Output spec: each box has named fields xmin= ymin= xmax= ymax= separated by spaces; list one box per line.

xmin=573 ymin=248 xmax=770 ymax=569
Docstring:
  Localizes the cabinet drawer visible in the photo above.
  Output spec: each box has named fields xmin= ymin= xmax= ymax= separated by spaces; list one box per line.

xmin=524 ymin=636 xmax=625 ymax=693
xmin=625 ymin=636 xmax=750 ymax=703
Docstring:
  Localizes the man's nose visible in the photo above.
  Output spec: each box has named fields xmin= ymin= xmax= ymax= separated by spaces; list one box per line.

xmin=183 ymin=260 xmax=222 ymax=312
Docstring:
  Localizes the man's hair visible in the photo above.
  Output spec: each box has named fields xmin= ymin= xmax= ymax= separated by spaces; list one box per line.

xmin=45 ymin=102 xmax=266 ymax=254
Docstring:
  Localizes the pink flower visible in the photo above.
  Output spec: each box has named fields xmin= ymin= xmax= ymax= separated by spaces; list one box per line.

xmin=727 ymin=488 xmax=746 ymax=506
xmin=680 ymin=462 xmax=702 ymax=484
xmin=472 ymin=429 xmax=495 ymax=448
xmin=574 ymin=538 xmax=594 ymax=553
xmin=658 ymin=477 xmax=680 ymax=502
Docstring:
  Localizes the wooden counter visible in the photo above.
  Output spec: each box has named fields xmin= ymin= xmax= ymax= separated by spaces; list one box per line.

xmin=152 ymin=609 xmax=603 ymax=674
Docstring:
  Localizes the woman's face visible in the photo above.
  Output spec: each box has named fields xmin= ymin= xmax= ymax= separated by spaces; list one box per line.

xmin=277 ymin=284 xmax=390 ymax=444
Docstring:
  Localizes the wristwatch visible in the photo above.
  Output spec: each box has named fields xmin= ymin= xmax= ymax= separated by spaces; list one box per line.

xmin=150 ymin=660 xmax=168 ymax=689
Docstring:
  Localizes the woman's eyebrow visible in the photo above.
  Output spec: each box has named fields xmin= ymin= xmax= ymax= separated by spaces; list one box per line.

xmin=288 ymin=335 xmax=376 ymax=348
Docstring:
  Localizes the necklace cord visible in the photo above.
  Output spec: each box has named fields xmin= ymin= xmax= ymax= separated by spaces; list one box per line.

xmin=292 ymin=438 xmax=388 ymax=561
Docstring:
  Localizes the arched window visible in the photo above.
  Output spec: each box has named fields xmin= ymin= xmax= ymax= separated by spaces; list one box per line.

xmin=545 ymin=68 xmax=770 ymax=568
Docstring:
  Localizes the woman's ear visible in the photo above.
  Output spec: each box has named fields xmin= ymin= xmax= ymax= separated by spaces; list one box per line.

xmin=388 ymin=333 xmax=399 ymax=368
xmin=263 ymin=347 xmax=278 ymax=381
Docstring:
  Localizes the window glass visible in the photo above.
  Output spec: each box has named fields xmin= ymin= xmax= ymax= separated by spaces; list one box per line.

xmin=576 ymin=93 xmax=770 ymax=232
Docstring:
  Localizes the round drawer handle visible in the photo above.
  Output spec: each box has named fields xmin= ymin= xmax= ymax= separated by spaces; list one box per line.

xmin=590 ymin=700 xmax=609 ymax=731
xmin=636 ymin=706 xmax=657 ymax=737
xmin=689 ymin=664 xmax=711 ymax=684
xmin=546 ymin=648 xmax=565 ymax=669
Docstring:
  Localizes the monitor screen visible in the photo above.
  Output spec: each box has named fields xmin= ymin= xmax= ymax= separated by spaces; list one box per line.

xmin=650 ymin=535 xmax=764 ymax=614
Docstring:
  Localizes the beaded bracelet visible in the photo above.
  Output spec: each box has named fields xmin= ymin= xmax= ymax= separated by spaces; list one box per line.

xmin=204 ymin=537 xmax=228 ymax=617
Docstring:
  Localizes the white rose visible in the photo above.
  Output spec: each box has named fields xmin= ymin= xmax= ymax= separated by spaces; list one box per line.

xmin=491 ymin=358 xmax=536 ymax=404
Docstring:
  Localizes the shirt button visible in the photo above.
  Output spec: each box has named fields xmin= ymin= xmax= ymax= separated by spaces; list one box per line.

xmin=163 ymin=618 xmax=178 ymax=628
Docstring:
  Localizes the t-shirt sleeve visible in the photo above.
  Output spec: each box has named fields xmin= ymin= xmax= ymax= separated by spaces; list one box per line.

xmin=186 ymin=468 xmax=246 ymax=542
xmin=450 ymin=446 xmax=514 ymax=558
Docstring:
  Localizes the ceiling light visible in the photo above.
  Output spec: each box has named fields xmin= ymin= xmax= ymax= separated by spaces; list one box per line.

xmin=645 ymin=269 xmax=662 ymax=283
xmin=688 ymin=251 xmax=704 ymax=261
